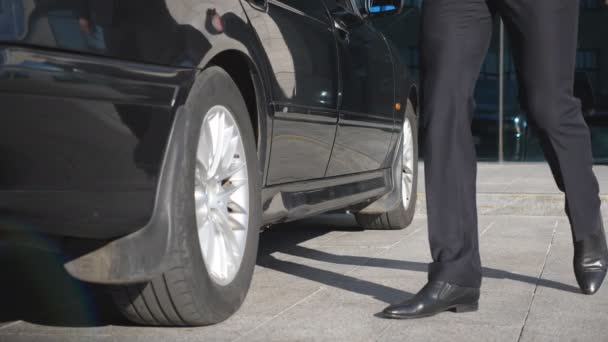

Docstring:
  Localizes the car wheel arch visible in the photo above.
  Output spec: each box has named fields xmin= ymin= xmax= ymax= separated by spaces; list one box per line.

xmin=204 ymin=49 xmax=271 ymax=182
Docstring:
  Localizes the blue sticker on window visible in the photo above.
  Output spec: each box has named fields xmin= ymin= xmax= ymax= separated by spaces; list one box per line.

xmin=370 ymin=5 xmax=397 ymax=13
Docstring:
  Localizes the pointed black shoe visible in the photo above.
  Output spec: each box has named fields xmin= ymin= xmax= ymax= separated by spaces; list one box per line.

xmin=574 ymin=223 xmax=608 ymax=295
xmin=382 ymin=281 xmax=480 ymax=319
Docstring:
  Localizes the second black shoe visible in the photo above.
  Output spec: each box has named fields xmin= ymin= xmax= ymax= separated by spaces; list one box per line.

xmin=574 ymin=221 xmax=608 ymax=295
xmin=382 ymin=281 xmax=480 ymax=319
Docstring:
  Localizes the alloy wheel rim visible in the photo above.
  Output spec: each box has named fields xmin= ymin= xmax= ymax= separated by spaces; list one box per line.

xmin=401 ymin=118 xmax=414 ymax=208
xmin=195 ymin=105 xmax=250 ymax=286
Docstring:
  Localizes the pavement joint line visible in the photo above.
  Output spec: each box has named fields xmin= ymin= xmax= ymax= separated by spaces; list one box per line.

xmin=516 ymin=221 xmax=558 ymax=342
xmin=480 ymin=220 xmax=497 ymax=237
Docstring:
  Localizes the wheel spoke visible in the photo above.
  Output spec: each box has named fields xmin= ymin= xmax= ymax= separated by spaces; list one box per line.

xmin=214 ymin=211 xmax=242 ymax=257
xmin=228 ymin=200 xmax=248 ymax=215
xmin=199 ymin=220 xmax=215 ymax=265
xmin=208 ymin=112 xmax=226 ymax=178
xmin=218 ymin=129 xmax=237 ymax=176
xmin=198 ymin=120 xmax=215 ymax=171
xmin=403 ymin=176 xmax=411 ymax=197
xmin=219 ymin=179 xmax=247 ymax=202
xmin=403 ymin=163 xmax=412 ymax=176
xmin=220 ymin=159 xmax=246 ymax=181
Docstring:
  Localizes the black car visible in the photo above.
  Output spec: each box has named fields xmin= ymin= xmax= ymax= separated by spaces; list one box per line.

xmin=0 ymin=0 xmax=418 ymax=326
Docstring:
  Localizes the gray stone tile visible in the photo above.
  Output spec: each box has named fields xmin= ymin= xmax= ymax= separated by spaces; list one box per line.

xmin=0 ymin=334 xmax=117 ymax=342
xmin=379 ymin=321 xmax=521 ymax=342
xmin=240 ymin=287 xmax=391 ymax=342
xmin=1 ymin=323 xmax=114 ymax=337
xmin=519 ymin=220 xmax=608 ymax=342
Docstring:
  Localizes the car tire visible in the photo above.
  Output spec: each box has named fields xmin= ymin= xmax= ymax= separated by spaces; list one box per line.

xmin=355 ymin=100 xmax=418 ymax=230
xmin=111 ymin=66 xmax=261 ymax=326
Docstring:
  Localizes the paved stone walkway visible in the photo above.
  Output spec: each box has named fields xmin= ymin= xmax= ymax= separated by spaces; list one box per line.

xmin=1 ymin=164 xmax=607 ymax=341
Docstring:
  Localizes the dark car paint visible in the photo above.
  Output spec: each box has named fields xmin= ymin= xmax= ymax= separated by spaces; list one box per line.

xmin=325 ymin=1 xmax=396 ymax=176
xmin=0 ymin=46 xmax=192 ymax=237
xmin=255 ymin=0 xmax=340 ymax=184
xmin=0 ymin=1 xmax=414 ymax=246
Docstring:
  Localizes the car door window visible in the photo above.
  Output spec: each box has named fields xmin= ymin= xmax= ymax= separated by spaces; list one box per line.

xmin=327 ymin=0 xmax=358 ymax=13
xmin=337 ymin=0 xmax=355 ymax=11
xmin=278 ymin=0 xmax=331 ymax=23
xmin=352 ymin=0 xmax=366 ymax=13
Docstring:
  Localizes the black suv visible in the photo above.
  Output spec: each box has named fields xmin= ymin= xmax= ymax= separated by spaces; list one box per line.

xmin=0 ymin=0 xmax=418 ymax=326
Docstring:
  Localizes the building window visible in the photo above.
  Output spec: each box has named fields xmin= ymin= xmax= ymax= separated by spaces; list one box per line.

xmin=581 ymin=0 xmax=599 ymax=9
xmin=404 ymin=0 xmax=423 ymax=9
xmin=479 ymin=53 xmax=498 ymax=81
xmin=576 ymin=49 xmax=600 ymax=87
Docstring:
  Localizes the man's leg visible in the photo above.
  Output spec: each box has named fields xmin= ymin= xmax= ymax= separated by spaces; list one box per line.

xmin=499 ymin=0 xmax=600 ymax=241
xmin=422 ymin=0 xmax=493 ymax=289
xmin=382 ymin=0 xmax=494 ymax=319
xmin=499 ymin=0 xmax=607 ymax=294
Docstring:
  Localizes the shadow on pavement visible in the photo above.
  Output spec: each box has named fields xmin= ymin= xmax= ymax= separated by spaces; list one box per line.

xmin=258 ymin=215 xmax=581 ymax=304
xmin=257 ymin=215 xmax=414 ymax=304
xmin=0 ymin=214 xmax=579 ymax=328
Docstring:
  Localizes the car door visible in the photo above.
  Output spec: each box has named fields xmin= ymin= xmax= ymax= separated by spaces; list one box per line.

xmin=245 ymin=0 xmax=340 ymax=185
xmin=323 ymin=0 xmax=396 ymax=176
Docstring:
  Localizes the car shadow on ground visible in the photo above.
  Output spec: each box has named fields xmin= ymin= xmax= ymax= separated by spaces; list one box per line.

xmin=0 ymin=215 xmax=579 ymax=328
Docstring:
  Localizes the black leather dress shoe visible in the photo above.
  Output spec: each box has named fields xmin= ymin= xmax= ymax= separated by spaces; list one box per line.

xmin=574 ymin=222 xmax=608 ymax=295
xmin=382 ymin=281 xmax=480 ymax=319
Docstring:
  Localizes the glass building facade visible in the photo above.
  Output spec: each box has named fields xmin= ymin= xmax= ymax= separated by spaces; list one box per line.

xmin=374 ymin=0 xmax=608 ymax=164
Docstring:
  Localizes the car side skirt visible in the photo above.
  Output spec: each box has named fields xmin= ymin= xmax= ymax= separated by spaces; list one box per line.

xmin=262 ymin=169 xmax=393 ymax=225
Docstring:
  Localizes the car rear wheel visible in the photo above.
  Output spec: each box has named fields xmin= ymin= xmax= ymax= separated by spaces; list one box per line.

xmin=111 ymin=66 xmax=261 ymax=326
xmin=355 ymin=100 xmax=418 ymax=230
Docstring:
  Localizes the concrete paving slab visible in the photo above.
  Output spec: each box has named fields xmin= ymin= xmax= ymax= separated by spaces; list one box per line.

xmin=240 ymin=287 xmax=392 ymax=342
xmin=0 ymin=334 xmax=117 ymax=342
xmin=519 ymin=219 xmax=608 ymax=342
xmin=416 ymin=163 xmax=608 ymax=217
xmin=375 ymin=217 xmax=553 ymax=342
xmin=378 ymin=321 xmax=523 ymax=342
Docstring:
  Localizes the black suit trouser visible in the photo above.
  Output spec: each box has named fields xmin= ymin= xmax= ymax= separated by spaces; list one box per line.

xmin=421 ymin=0 xmax=602 ymax=288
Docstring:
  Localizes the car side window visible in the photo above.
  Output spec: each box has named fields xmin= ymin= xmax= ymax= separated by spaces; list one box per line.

xmin=337 ymin=0 xmax=355 ymax=11
xmin=277 ymin=0 xmax=331 ymax=22
xmin=326 ymin=0 xmax=363 ymax=16
xmin=353 ymin=0 xmax=366 ymax=12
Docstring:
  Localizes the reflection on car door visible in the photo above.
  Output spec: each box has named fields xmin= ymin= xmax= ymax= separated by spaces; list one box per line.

xmin=246 ymin=0 xmax=339 ymax=185
xmin=324 ymin=0 xmax=395 ymax=176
